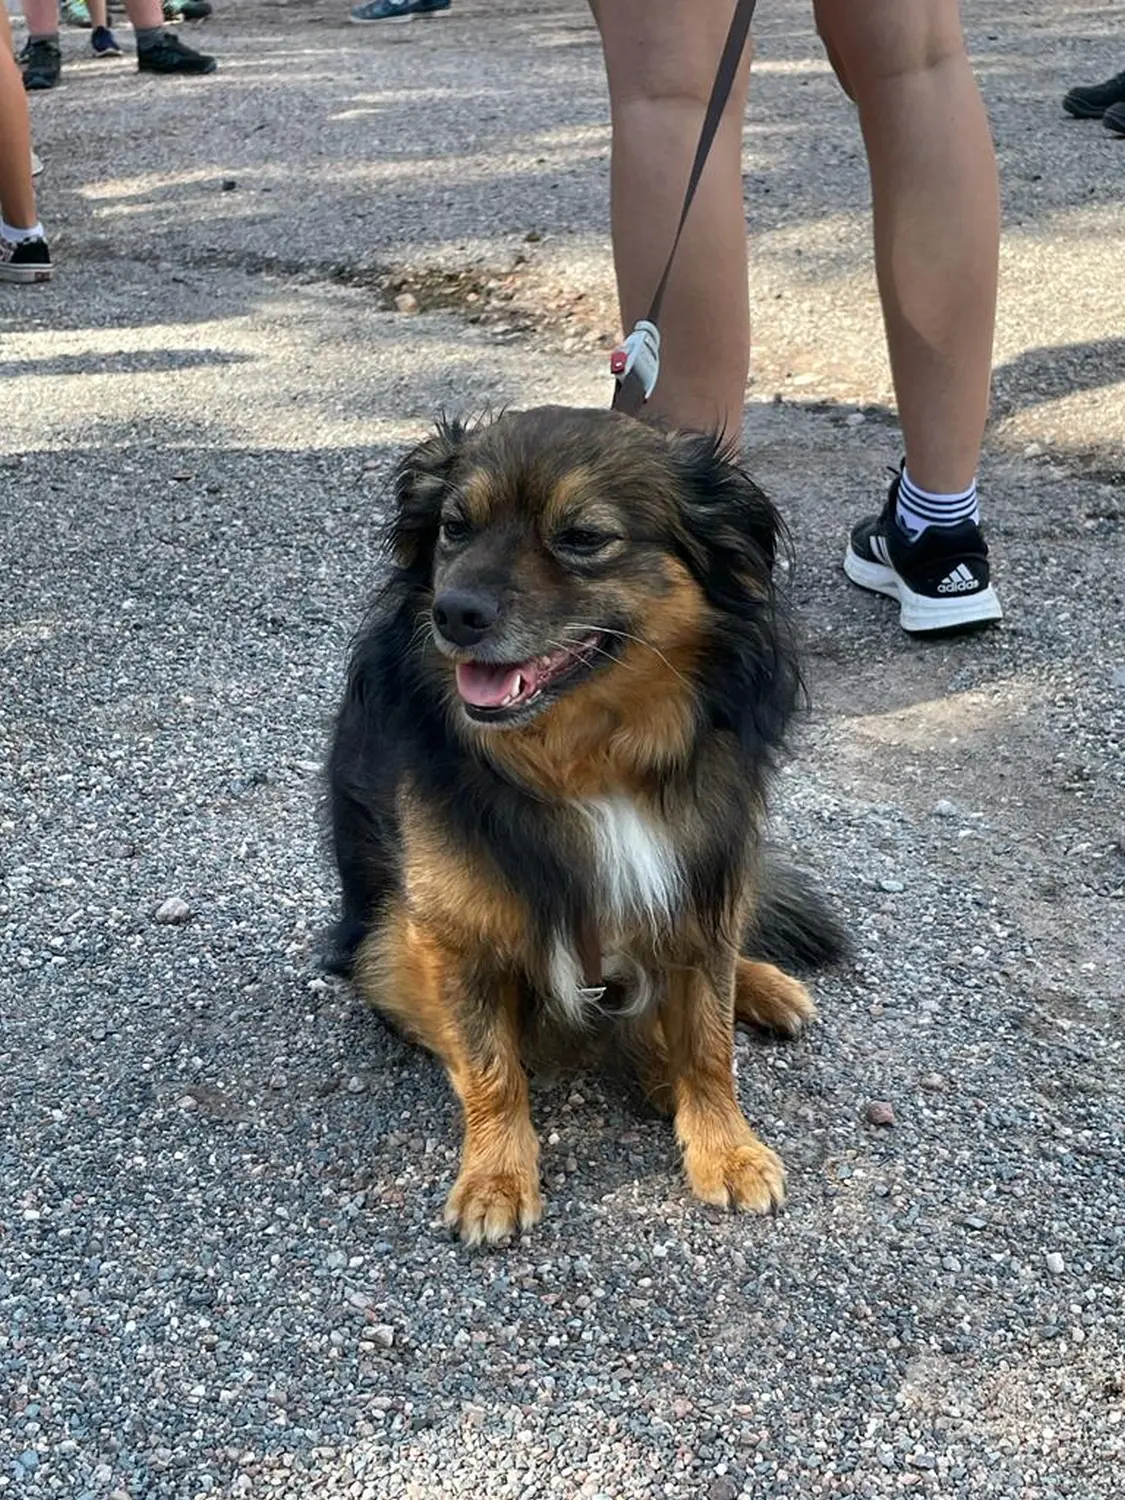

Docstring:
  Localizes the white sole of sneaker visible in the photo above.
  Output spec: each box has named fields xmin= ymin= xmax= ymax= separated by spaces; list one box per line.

xmin=349 ymin=12 xmax=413 ymax=22
xmin=0 ymin=267 xmax=54 ymax=284
xmin=843 ymin=545 xmax=1003 ymax=634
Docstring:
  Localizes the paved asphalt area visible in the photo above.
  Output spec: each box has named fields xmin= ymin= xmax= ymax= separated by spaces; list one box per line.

xmin=1 ymin=1 xmax=1123 ymax=1496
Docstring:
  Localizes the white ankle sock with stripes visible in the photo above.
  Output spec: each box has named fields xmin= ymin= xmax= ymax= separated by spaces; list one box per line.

xmin=895 ymin=467 xmax=979 ymax=540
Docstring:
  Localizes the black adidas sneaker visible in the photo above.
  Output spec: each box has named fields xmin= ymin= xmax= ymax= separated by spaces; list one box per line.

xmin=843 ymin=474 xmax=1003 ymax=634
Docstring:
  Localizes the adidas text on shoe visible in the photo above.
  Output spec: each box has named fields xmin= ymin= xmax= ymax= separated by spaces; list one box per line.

xmin=21 ymin=37 xmax=62 ymax=90
xmin=137 ymin=32 xmax=216 ymax=73
xmin=843 ymin=477 xmax=1003 ymax=635
xmin=349 ymin=0 xmax=414 ymax=22
xmin=1063 ymin=69 xmax=1125 ymax=119
xmin=0 ymin=234 xmax=54 ymax=285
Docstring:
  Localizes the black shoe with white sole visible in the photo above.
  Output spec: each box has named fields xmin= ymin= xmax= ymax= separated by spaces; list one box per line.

xmin=843 ymin=474 xmax=1003 ymax=635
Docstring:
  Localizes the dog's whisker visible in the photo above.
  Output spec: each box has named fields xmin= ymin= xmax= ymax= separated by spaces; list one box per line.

xmin=542 ymin=636 xmax=636 ymax=673
xmin=563 ymin=622 xmax=692 ymax=688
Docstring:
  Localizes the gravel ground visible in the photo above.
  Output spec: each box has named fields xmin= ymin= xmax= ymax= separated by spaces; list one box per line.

xmin=2 ymin=2 xmax=1123 ymax=1497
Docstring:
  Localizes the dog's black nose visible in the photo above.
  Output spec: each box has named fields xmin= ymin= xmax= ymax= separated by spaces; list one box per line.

xmin=432 ymin=589 xmax=500 ymax=648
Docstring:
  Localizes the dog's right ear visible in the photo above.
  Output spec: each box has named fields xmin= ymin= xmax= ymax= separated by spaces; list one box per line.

xmin=388 ymin=417 xmax=468 ymax=574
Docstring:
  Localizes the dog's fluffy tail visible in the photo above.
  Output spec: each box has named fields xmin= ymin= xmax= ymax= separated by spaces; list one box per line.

xmin=744 ymin=851 xmax=850 ymax=971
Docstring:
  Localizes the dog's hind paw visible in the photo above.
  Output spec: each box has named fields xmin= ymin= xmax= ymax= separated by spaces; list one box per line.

xmin=444 ymin=1164 xmax=543 ymax=1247
xmin=734 ymin=958 xmax=817 ymax=1037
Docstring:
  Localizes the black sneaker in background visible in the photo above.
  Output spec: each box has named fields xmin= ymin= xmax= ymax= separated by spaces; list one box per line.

xmin=1063 ymin=69 xmax=1125 ymax=119
xmin=21 ymin=37 xmax=62 ymax=90
xmin=0 ymin=234 xmax=54 ymax=285
xmin=1105 ymin=102 xmax=1125 ymax=136
xmin=843 ymin=473 xmax=1003 ymax=634
xmin=137 ymin=32 xmax=216 ymax=73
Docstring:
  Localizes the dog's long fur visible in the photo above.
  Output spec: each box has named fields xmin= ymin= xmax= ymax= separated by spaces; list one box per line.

xmin=325 ymin=407 xmax=846 ymax=1244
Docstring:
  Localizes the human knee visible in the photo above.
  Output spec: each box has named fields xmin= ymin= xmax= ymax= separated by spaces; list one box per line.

xmin=596 ymin=3 xmax=753 ymax=114
xmin=813 ymin=0 xmax=968 ymax=97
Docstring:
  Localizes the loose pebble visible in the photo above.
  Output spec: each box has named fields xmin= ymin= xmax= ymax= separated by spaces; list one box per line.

xmin=153 ymin=896 xmax=193 ymax=925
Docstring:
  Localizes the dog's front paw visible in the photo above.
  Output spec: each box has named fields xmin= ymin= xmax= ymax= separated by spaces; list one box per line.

xmin=444 ymin=1163 xmax=543 ymax=1246
xmin=683 ymin=1134 xmax=787 ymax=1214
xmin=734 ymin=959 xmax=818 ymax=1037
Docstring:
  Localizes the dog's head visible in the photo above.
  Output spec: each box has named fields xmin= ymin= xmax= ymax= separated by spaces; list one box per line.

xmin=387 ymin=407 xmax=797 ymax=759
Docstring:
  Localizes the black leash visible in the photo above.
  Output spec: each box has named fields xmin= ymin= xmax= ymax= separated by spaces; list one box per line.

xmin=610 ymin=0 xmax=758 ymax=418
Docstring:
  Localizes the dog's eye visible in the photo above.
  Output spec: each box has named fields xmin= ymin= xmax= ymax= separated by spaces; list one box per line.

xmin=439 ymin=513 xmax=471 ymax=544
xmin=553 ymin=527 xmax=614 ymax=556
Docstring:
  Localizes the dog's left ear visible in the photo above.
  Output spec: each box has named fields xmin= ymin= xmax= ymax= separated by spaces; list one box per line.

xmin=667 ymin=430 xmax=785 ymax=604
xmin=388 ymin=416 xmax=468 ymax=574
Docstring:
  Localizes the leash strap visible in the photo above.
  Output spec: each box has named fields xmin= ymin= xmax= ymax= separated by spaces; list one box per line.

xmin=611 ymin=0 xmax=758 ymax=418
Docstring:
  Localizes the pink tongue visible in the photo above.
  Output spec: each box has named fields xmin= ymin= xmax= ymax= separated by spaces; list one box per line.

xmin=455 ymin=660 xmax=535 ymax=708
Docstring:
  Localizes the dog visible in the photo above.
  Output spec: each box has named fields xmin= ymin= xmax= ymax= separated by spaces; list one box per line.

xmin=323 ymin=406 xmax=846 ymax=1244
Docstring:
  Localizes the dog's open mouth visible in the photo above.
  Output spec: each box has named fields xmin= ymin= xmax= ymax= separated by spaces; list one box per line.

xmin=454 ymin=633 xmax=606 ymax=721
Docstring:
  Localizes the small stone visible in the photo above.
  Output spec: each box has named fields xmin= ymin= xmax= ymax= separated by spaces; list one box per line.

xmin=845 ymin=412 xmax=866 ymax=427
xmin=221 ymin=178 xmax=238 ymax=192
xmin=346 ymin=1075 xmax=366 ymax=1094
xmin=709 ymin=1481 xmax=739 ymax=1500
xmin=524 ymin=230 xmax=542 ymax=242
xmin=19 ymin=1452 xmax=39 ymax=1470
xmin=920 ymin=1073 xmax=945 ymax=1091
xmin=865 ymin=1101 xmax=895 ymax=1127
xmin=325 ymin=1250 xmax=347 ymax=1271
xmin=177 ymin=1095 xmax=198 ymax=1111
xmin=1046 ymin=1252 xmax=1065 ymax=1275
xmin=369 ymin=1324 xmax=395 ymax=1349
xmin=154 ymin=896 xmax=192 ymax=925
xmin=963 ymin=1215 xmax=988 ymax=1230
xmin=933 ymin=799 xmax=958 ymax=818
xmin=879 ymin=877 xmax=905 ymax=893
xmin=394 ymin=292 xmax=419 ymax=315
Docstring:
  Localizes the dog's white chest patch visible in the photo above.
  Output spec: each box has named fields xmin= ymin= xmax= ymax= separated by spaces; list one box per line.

xmin=545 ymin=797 xmax=681 ymax=1023
xmin=580 ymin=795 xmax=681 ymax=924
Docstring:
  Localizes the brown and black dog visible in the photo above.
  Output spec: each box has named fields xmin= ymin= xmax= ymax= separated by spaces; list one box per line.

xmin=324 ymin=407 xmax=846 ymax=1244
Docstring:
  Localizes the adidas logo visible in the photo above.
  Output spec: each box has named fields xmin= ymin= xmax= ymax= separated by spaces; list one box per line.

xmin=937 ymin=563 xmax=980 ymax=594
